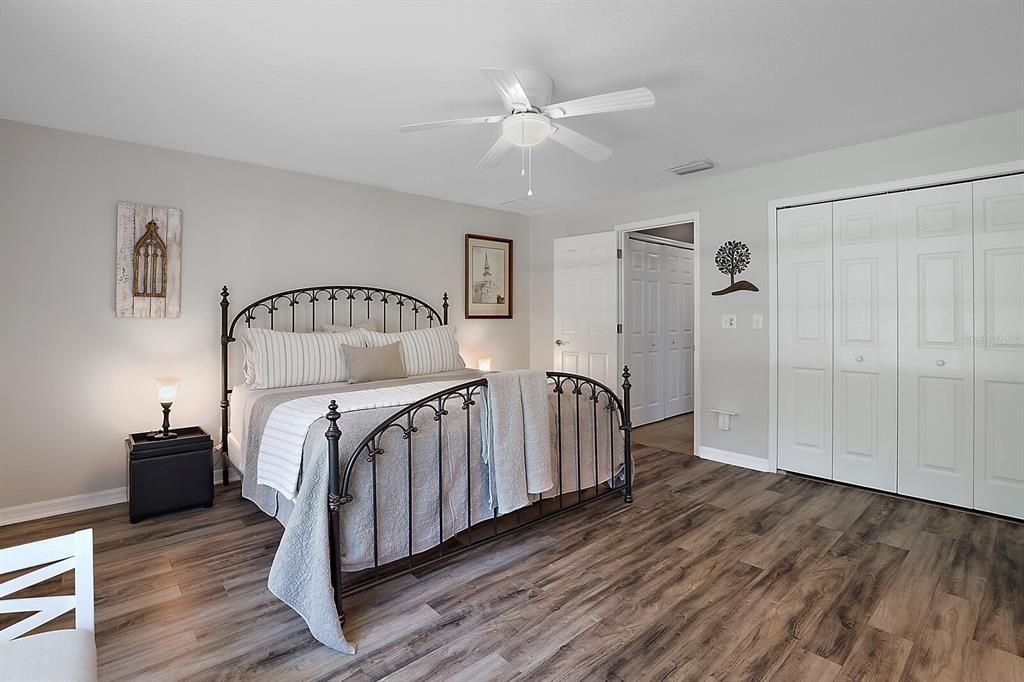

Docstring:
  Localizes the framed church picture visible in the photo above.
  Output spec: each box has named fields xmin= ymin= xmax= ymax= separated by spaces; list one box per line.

xmin=465 ymin=234 xmax=513 ymax=319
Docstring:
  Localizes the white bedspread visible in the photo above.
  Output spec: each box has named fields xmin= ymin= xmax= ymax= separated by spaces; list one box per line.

xmin=256 ymin=380 xmax=466 ymax=499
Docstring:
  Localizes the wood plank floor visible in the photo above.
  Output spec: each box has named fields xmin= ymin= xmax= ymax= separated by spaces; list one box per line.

xmin=3 ymin=416 xmax=1022 ymax=681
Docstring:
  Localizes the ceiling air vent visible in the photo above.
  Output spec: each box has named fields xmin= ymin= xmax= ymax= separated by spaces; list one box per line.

xmin=499 ymin=196 xmax=551 ymax=214
xmin=668 ymin=158 xmax=715 ymax=176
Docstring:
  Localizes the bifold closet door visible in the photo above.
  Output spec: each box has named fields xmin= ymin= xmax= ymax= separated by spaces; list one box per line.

xmin=778 ymin=203 xmax=833 ymax=478
xmin=663 ymin=247 xmax=694 ymax=417
xmin=680 ymin=249 xmax=695 ymax=414
xmin=972 ymin=174 xmax=1024 ymax=519
xmin=832 ymin=195 xmax=898 ymax=491
xmin=626 ymin=238 xmax=665 ymax=425
xmin=897 ymin=183 xmax=975 ymax=508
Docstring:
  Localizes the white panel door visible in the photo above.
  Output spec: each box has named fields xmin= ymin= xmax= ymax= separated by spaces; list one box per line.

xmin=553 ymin=232 xmax=618 ymax=389
xmin=972 ymin=174 xmax=1024 ymax=520
xmin=665 ymin=247 xmax=695 ymax=416
xmin=897 ymin=183 xmax=975 ymax=508
xmin=778 ymin=203 xmax=834 ymax=478
xmin=832 ymin=195 xmax=899 ymax=491
xmin=625 ymin=237 xmax=664 ymax=425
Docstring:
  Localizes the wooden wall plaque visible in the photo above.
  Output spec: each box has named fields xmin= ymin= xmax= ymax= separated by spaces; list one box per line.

xmin=115 ymin=201 xmax=182 ymax=318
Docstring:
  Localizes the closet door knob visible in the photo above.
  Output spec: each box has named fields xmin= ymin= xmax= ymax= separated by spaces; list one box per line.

xmin=936 ymin=359 xmax=946 ymax=367
xmin=855 ymin=355 xmax=864 ymax=363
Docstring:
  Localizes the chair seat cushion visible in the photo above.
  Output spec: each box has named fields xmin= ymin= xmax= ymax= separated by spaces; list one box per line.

xmin=0 ymin=629 xmax=97 ymax=682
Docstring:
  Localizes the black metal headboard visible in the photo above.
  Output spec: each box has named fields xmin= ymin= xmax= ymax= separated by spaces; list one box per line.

xmin=218 ymin=284 xmax=449 ymax=481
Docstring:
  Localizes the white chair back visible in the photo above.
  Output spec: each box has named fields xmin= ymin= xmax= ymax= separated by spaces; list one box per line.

xmin=0 ymin=529 xmax=94 ymax=641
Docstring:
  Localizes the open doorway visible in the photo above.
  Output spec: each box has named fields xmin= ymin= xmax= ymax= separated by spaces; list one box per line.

xmin=617 ymin=213 xmax=700 ymax=456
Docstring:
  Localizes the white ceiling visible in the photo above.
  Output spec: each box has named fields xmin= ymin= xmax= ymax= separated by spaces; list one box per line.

xmin=1 ymin=1 xmax=1021 ymax=214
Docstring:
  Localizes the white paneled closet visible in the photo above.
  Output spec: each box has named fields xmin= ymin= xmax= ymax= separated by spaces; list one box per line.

xmin=897 ymin=183 xmax=976 ymax=508
xmin=834 ymin=195 xmax=898 ymax=492
xmin=776 ymin=173 xmax=1024 ymax=519
xmin=777 ymin=203 xmax=834 ymax=479
xmin=625 ymin=235 xmax=694 ymax=426
xmin=972 ymin=175 xmax=1024 ymax=519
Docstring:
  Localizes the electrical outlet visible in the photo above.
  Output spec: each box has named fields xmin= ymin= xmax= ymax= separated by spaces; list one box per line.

xmin=721 ymin=314 xmax=737 ymax=329
xmin=711 ymin=409 xmax=737 ymax=431
xmin=752 ymin=314 xmax=764 ymax=330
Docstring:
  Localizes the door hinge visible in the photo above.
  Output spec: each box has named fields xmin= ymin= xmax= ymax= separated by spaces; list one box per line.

xmin=616 ymin=248 xmax=623 ymax=259
xmin=617 ymin=323 xmax=623 ymax=334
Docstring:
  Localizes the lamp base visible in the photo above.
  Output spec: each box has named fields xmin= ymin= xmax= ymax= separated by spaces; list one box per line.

xmin=150 ymin=402 xmax=177 ymax=440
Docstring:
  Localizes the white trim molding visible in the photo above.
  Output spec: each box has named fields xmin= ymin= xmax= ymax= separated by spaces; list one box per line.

xmin=214 ymin=466 xmax=242 ymax=486
xmin=0 ymin=488 xmax=127 ymax=527
xmin=614 ymin=210 xmax=702 ymax=454
xmin=698 ymin=446 xmax=776 ymax=473
xmin=0 ymin=467 xmax=241 ymax=527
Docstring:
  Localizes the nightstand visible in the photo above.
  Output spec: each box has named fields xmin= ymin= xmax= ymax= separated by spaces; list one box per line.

xmin=126 ymin=426 xmax=214 ymax=523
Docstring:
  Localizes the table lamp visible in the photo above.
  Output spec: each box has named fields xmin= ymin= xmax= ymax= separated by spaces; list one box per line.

xmin=151 ymin=377 xmax=180 ymax=440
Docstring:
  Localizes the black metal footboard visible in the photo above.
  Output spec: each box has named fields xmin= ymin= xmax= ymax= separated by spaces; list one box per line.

xmin=323 ymin=368 xmax=633 ymax=625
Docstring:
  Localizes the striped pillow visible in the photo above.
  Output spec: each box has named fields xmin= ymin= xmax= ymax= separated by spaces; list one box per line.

xmin=319 ymin=319 xmax=379 ymax=333
xmin=239 ymin=328 xmax=367 ymax=389
xmin=360 ymin=326 xmax=465 ymax=376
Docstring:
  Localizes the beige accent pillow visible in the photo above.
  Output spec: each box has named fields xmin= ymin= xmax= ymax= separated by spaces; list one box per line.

xmin=360 ymin=326 xmax=465 ymax=376
xmin=341 ymin=343 xmax=408 ymax=383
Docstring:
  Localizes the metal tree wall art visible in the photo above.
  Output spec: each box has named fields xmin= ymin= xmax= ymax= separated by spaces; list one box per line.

xmin=712 ymin=240 xmax=759 ymax=296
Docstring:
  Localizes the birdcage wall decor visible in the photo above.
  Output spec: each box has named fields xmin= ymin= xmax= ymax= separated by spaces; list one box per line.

xmin=133 ymin=220 xmax=168 ymax=297
xmin=115 ymin=202 xmax=182 ymax=318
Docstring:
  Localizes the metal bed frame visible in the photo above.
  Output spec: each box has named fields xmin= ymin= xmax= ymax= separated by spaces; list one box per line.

xmin=220 ymin=284 xmax=633 ymax=625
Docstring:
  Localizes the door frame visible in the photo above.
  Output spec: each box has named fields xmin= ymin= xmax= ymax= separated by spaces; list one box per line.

xmin=615 ymin=211 xmax=701 ymax=450
xmin=767 ymin=160 xmax=1024 ymax=474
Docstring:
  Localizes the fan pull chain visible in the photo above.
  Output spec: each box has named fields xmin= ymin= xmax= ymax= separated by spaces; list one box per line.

xmin=527 ymin=146 xmax=533 ymax=197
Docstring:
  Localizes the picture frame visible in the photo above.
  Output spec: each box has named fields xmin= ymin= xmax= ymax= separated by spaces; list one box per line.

xmin=465 ymin=234 xmax=513 ymax=319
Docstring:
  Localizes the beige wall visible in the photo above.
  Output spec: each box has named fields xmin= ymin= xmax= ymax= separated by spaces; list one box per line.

xmin=3 ymin=110 xmax=1021 ymax=512
xmin=0 ymin=119 xmax=529 ymax=510
xmin=529 ymin=110 xmax=1024 ymax=462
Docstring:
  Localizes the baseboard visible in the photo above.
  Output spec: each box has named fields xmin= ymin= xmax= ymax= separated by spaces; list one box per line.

xmin=698 ymin=446 xmax=776 ymax=473
xmin=0 ymin=467 xmax=242 ymax=527
xmin=214 ymin=466 xmax=243 ymax=484
xmin=0 ymin=487 xmax=128 ymax=526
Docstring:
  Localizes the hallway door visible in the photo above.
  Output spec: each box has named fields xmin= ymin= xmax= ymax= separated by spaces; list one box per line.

xmin=553 ymin=232 xmax=618 ymax=390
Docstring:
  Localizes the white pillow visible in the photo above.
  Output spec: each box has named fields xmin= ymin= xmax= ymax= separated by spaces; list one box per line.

xmin=239 ymin=328 xmax=367 ymax=389
xmin=360 ymin=326 xmax=465 ymax=376
xmin=320 ymin=319 xmax=379 ymax=333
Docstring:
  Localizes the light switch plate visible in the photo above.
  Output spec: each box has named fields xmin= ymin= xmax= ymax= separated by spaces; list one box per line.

xmin=721 ymin=314 xmax=737 ymax=329
xmin=752 ymin=314 xmax=764 ymax=330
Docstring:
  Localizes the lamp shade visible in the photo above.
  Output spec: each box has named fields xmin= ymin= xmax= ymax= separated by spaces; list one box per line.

xmin=477 ymin=358 xmax=493 ymax=372
xmin=155 ymin=377 xmax=180 ymax=404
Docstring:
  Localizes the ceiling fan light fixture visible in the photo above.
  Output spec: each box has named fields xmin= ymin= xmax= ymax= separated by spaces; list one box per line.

xmin=502 ymin=113 xmax=552 ymax=147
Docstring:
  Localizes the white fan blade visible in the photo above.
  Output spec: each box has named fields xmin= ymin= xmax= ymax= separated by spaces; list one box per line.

xmin=476 ymin=134 xmax=513 ymax=170
xmin=548 ymin=125 xmax=613 ymax=162
xmin=543 ymin=87 xmax=655 ymax=119
xmin=480 ymin=68 xmax=531 ymax=111
xmin=399 ymin=116 xmax=503 ymax=133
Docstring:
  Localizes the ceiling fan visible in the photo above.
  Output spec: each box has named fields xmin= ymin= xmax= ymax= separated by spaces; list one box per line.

xmin=399 ymin=68 xmax=655 ymax=195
